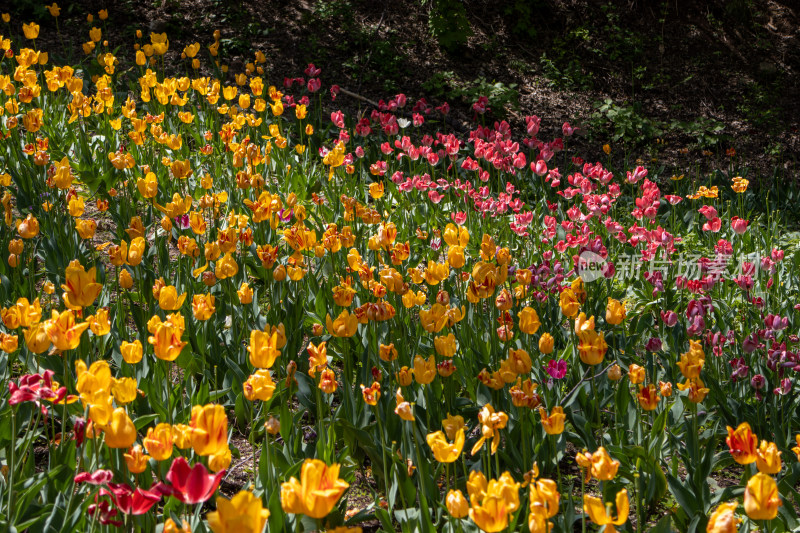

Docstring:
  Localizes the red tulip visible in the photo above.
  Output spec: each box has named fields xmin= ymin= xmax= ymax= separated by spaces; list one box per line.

xmin=74 ymin=469 xmax=113 ymax=485
xmin=163 ymin=456 xmax=225 ymax=504
xmin=105 ymin=483 xmax=162 ymax=515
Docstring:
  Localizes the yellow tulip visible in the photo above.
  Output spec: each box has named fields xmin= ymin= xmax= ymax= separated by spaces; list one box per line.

xmin=158 ymin=286 xmax=187 ymax=311
xmin=243 ymin=370 xmax=276 ymax=402
xmin=707 ymin=501 xmax=740 ymax=533
xmin=103 ymin=408 xmax=137 ymax=449
xmin=61 ymin=260 xmax=103 ymax=310
xmin=192 ymin=293 xmax=216 ymax=321
xmin=326 ymin=310 xmax=358 ymax=338
xmin=190 ymin=404 xmax=228 ymax=457
xmin=121 ymin=340 xmax=143 ymax=364
xmin=606 ymin=298 xmax=626 ymax=325
xmin=538 ymin=333 xmax=554 ymax=354
xmin=471 ymin=404 xmax=508 ymax=455
xmin=143 ymin=423 xmax=174 ymax=461
xmin=280 ymin=459 xmax=350 ymax=519
xmin=518 ymin=306 xmax=541 ymax=335
xmin=413 ymin=354 xmax=436 ymax=385
xmin=207 ymin=490 xmax=270 ymax=533
xmin=559 ymin=288 xmax=580 ymax=318
xmin=44 ymin=309 xmax=90 ymax=352
xmin=110 ymin=377 xmax=138 ymax=405
xmin=426 ymin=428 xmax=465 ymax=463
xmin=147 ymin=313 xmax=187 ymax=361
xmin=23 ymin=22 xmax=40 ymax=40
xmin=467 ymin=471 xmax=520 ymax=532
xmin=583 ymin=489 xmax=629 ymax=532
xmin=446 ymin=489 xmax=469 ymax=518
xmin=124 ymin=444 xmax=150 ymax=474
xmin=248 ymin=330 xmax=280 ymax=368
xmin=744 ymin=473 xmax=781 ymax=520
xmin=539 ymin=406 xmax=565 ymax=435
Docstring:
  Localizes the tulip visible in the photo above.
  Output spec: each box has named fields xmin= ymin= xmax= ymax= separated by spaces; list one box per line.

xmin=529 ymin=477 xmax=560 ymax=527
xmin=467 ymin=471 xmax=520 ymax=532
xmin=163 ymin=519 xmax=191 ymax=533
xmin=143 ymin=423 xmax=174 ymax=461
xmin=394 ymin=389 xmax=415 ymax=421
xmin=215 ymin=253 xmax=238 ymax=279
xmin=17 ymin=214 xmax=40 ymax=239
xmin=61 ymin=260 xmax=103 ymax=310
xmin=677 ymin=377 xmax=710 ymax=403
xmin=578 ymin=330 xmax=608 ymax=366
xmin=326 ymin=310 xmax=358 ymax=337
xmin=158 ymin=286 xmax=187 ymax=311
xmin=426 ymin=428 xmax=465 ymax=463
xmin=124 ymin=445 xmax=150 ymax=474
xmin=726 ymin=422 xmax=757 ymax=465
xmin=237 ymin=283 xmax=253 ymax=304
xmin=192 ymin=294 xmax=216 ymax=321
xmin=584 ymin=489 xmax=629 ymax=532
xmin=360 ymin=381 xmax=381 ymax=406
xmin=379 ymin=343 xmax=398 ymax=362
xmin=248 ymin=330 xmax=280 ymax=368
xmin=307 ymin=341 xmax=328 ymax=377
xmin=471 ymin=404 xmax=508 ymax=455
xmin=243 ymin=370 xmax=275 ymax=402
xmin=103 ymin=408 xmax=137 ymax=448
xmin=127 ymin=237 xmax=145 ymax=266
xmin=121 ymin=340 xmax=143 ymax=364
xmin=23 ymin=22 xmax=40 ymax=40
xmin=44 ymin=310 xmax=90 ymax=352
xmin=413 ymin=354 xmax=436 ymax=385
xmin=111 ymin=377 xmax=138 ymax=405
xmin=707 ymin=501 xmax=740 ymax=533
xmin=539 ymin=406 xmax=565 ymax=435
xmin=637 ymin=384 xmax=660 ymax=411
xmin=207 ymin=490 xmax=270 ymax=533
xmin=434 ymin=333 xmax=457 ymax=358
xmin=87 ymin=308 xmax=111 ymax=336
xmin=559 ymin=288 xmax=580 ymax=318
xmin=756 ymin=440 xmax=782 ymax=475
xmin=119 ymin=269 xmax=134 ymax=289
xmin=442 ymin=413 xmax=465 ymax=441
xmin=164 ymin=456 xmax=224 ymax=504
xmin=607 ymin=364 xmax=622 ymax=381
xmin=190 ymin=404 xmax=228 ymax=457
xmin=280 ymin=459 xmax=350 ymax=519
xmin=446 ymin=489 xmax=469 ymax=518
xmin=106 ymin=483 xmax=162 ymax=515
xmin=147 ymin=314 xmax=187 ymax=361
xmin=24 ymin=322 xmax=52 ymax=354
xmin=538 ymin=333 xmax=554 ymax=354
xmin=606 ymin=298 xmax=626 ymax=325
xmin=744 ymin=473 xmax=781 ymax=520
xmin=396 ymin=366 xmax=414 ymax=387
xmin=319 ymin=368 xmax=338 ymax=394
xmin=518 ymin=306 xmax=541 ymax=335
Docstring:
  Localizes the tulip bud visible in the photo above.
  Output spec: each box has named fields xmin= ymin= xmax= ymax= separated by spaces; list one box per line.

xmin=446 ymin=489 xmax=469 ymax=518
xmin=311 ymin=323 xmax=324 ymax=336
xmin=7 ymin=254 xmax=18 ymax=268
xmin=538 ymin=333 xmax=554 ymax=354
xmin=119 ymin=269 xmax=133 ymax=289
xmin=265 ymin=416 xmax=280 ymax=435
xmin=202 ymin=271 xmax=217 ymax=287
xmin=607 ymin=363 xmax=622 ymax=381
xmin=436 ymin=290 xmax=450 ymax=305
